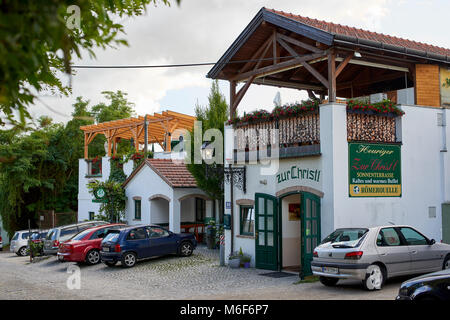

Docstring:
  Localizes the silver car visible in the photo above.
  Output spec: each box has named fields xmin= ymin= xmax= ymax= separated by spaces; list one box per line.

xmin=10 ymin=229 xmax=38 ymax=256
xmin=312 ymin=225 xmax=450 ymax=290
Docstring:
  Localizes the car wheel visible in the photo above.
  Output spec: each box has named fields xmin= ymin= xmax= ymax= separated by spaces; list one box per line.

xmin=178 ymin=241 xmax=193 ymax=257
xmin=104 ymin=261 xmax=117 ymax=267
xmin=85 ymin=250 xmax=101 ymax=265
xmin=121 ymin=252 xmax=137 ymax=268
xmin=18 ymin=246 xmax=28 ymax=256
xmin=362 ymin=264 xmax=384 ymax=291
xmin=319 ymin=276 xmax=339 ymax=287
xmin=443 ymin=255 xmax=450 ymax=270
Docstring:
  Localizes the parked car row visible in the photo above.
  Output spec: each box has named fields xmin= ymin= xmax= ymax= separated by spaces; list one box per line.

xmin=9 ymin=221 xmax=198 ymax=269
xmin=312 ymin=225 xmax=450 ymax=298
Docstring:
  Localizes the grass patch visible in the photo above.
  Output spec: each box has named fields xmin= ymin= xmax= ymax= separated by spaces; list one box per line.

xmin=294 ymin=275 xmax=320 ymax=284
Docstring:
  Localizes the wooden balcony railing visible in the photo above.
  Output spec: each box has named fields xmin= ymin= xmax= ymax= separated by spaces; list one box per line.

xmin=232 ymin=110 xmax=399 ymax=161
xmin=347 ymin=111 xmax=397 ymax=143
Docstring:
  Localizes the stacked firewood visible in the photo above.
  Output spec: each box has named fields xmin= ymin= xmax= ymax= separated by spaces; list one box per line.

xmin=347 ymin=113 xmax=396 ymax=142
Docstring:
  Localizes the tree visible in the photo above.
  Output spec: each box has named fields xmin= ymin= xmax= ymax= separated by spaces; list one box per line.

xmin=186 ymin=80 xmax=229 ymax=222
xmin=0 ymin=0 xmax=178 ymax=127
xmin=0 ymin=90 xmax=137 ymax=236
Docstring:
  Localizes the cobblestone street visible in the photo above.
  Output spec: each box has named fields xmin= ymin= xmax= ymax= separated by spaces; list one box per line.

xmin=0 ymin=246 xmax=401 ymax=300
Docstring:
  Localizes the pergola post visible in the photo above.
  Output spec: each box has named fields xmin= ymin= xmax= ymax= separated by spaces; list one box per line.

xmin=229 ymin=80 xmax=237 ymax=120
xmin=84 ymin=133 xmax=89 ymax=159
xmin=328 ymin=50 xmax=336 ymax=102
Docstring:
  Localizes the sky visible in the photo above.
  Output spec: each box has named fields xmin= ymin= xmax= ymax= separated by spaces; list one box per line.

xmin=33 ymin=0 xmax=450 ymax=124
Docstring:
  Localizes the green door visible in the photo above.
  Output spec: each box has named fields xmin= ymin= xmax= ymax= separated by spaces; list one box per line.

xmin=443 ymin=203 xmax=450 ymax=244
xmin=255 ymin=193 xmax=278 ymax=270
xmin=301 ymin=192 xmax=321 ymax=276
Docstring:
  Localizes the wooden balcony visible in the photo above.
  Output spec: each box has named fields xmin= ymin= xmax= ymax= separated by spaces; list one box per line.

xmin=232 ymin=110 xmax=400 ymax=162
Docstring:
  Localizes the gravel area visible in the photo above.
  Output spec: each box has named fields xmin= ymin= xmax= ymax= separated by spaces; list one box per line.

xmin=0 ymin=246 xmax=401 ymax=300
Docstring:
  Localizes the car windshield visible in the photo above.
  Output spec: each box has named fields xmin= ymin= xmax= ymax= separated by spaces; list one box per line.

xmin=70 ymin=229 xmax=93 ymax=241
xmin=321 ymin=228 xmax=369 ymax=247
xmin=46 ymin=229 xmax=58 ymax=240
xmin=103 ymin=231 xmax=120 ymax=243
xmin=12 ymin=232 xmax=19 ymax=240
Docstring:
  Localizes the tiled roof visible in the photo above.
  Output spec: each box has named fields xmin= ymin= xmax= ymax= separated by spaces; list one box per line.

xmin=267 ymin=8 xmax=450 ymax=57
xmin=147 ymin=159 xmax=197 ymax=188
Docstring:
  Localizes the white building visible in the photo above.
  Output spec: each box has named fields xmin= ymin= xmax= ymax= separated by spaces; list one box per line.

xmin=207 ymin=8 xmax=450 ymax=273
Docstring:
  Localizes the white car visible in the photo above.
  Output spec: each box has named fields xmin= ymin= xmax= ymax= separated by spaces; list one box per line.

xmin=10 ymin=229 xmax=37 ymax=256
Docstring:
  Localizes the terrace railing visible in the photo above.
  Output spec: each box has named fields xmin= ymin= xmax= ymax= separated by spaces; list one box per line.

xmin=232 ymin=109 xmax=400 ymax=162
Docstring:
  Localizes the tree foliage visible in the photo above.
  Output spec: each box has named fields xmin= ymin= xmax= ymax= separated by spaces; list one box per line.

xmin=0 ymin=90 xmax=136 ymax=237
xmin=0 ymin=0 xmax=176 ymax=126
xmin=186 ymin=80 xmax=228 ymax=218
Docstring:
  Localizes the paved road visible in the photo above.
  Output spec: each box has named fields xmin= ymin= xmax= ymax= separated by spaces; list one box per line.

xmin=0 ymin=247 xmax=402 ymax=300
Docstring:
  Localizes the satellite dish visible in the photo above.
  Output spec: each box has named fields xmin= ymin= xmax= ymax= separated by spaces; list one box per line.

xmin=273 ymin=92 xmax=282 ymax=107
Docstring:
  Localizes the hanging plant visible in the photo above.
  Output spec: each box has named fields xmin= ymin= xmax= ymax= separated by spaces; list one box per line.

xmin=347 ymin=99 xmax=404 ymax=117
xmin=227 ymin=99 xmax=320 ymax=126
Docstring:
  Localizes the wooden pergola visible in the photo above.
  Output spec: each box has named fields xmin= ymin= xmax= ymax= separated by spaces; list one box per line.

xmin=80 ymin=110 xmax=196 ymax=159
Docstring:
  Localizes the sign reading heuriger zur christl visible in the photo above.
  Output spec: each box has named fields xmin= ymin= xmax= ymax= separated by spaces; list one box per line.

xmin=349 ymin=143 xmax=401 ymax=197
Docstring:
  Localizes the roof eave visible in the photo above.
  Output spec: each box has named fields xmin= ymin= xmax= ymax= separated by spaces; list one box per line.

xmin=206 ymin=8 xmax=334 ymax=80
xmin=334 ymin=33 xmax=450 ymax=65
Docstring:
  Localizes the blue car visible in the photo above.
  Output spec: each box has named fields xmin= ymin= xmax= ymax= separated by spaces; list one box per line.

xmin=100 ymin=225 xmax=197 ymax=268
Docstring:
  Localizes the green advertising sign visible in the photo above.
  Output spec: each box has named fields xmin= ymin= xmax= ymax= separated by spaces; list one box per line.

xmin=349 ymin=142 xmax=401 ymax=197
xmin=92 ymin=187 xmax=107 ymax=203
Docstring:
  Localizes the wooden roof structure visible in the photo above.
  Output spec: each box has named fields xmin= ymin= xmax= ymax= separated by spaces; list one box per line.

xmin=207 ymin=8 xmax=450 ymax=118
xmin=80 ymin=110 xmax=196 ymax=159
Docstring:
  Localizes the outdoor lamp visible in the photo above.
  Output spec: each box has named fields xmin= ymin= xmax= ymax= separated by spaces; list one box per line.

xmin=201 ymin=142 xmax=214 ymax=160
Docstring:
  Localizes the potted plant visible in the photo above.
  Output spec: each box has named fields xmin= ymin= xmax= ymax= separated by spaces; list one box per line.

xmin=228 ymin=251 xmax=241 ymax=268
xmin=237 ymin=247 xmax=251 ymax=268
xmin=240 ymin=253 xmax=251 ymax=268
xmin=205 ymin=220 xmax=217 ymax=249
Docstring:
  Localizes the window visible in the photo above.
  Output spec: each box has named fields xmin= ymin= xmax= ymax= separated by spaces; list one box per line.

xmin=60 ymin=226 xmax=78 ymax=237
xmin=12 ymin=233 xmax=19 ymax=241
xmin=126 ymin=227 xmax=147 ymax=240
xmin=134 ymin=199 xmax=142 ymax=220
xmin=377 ymin=228 xmax=401 ymax=246
xmin=240 ymin=206 xmax=254 ymax=236
xmin=398 ymin=227 xmax=428 ymax=245
xmin=89 ymin=212 xmax=95 ymax=220
xmin=195 ymin=198 xmax=206 ymax=222
xmin=321 ymin=228 xmax=368 ymax=246
xmin=21 ymin=232 xmax=30 ymax=239
xmin=147 ymin=227 xmax=169 ymax=239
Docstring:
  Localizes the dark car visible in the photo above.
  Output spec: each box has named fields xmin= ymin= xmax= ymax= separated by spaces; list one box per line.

xmin=100 ymin=225 xmax=197 ymax=268
xmin=396 ymin=268 xmax=450 ymax=300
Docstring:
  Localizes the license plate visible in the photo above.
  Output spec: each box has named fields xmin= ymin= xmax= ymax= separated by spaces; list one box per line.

xmin=322 ymin=267 xmax=338 ymax=274
xmin=103 ymin=247 xmax=110 ymax=252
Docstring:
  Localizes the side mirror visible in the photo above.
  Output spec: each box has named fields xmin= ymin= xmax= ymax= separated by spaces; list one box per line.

xmin=429 ymin=239 xmax=435 ymax=245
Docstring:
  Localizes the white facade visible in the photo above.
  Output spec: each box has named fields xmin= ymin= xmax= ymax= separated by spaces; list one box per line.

xmin=224 ymin=102 xmax=450 ymax=268
xmin=78 ymin=154 xmax=216 ymax=234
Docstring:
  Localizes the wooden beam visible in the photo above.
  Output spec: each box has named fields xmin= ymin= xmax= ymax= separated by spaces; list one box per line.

xmin=335 ymin=53 xmax=353 ymax=78
xmin=272 ymin=30 xmax=277 ymax=64
xmin=328 ymin=51 xmax=336 ymax=102
xmin=252 ymin=78 xmax=325 ymax=91
xmin=277 ymin=33 xmax=322 ymax=53
xmin=230 ymin=80 xmax=237 ymax=120
xmin=240 ymin=35 xmax=274 ymax=73
xmin=232 ymin=75 xmax=256 ymax=113
xmin=301 ymin=60 xmax=329 ymax=89
xmin=84 ymin=133 xmax=88 ymax=159
xmin=231 ymin=51 xmax=327 ymax=82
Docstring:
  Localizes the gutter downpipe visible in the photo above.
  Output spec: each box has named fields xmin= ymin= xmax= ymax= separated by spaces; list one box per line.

xmin=440 ymin=108 xmax=447 ymax=242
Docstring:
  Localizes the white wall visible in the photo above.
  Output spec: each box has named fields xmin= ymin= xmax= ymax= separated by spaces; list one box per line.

xmin=329 ymin=104 xmax=447 ymax=242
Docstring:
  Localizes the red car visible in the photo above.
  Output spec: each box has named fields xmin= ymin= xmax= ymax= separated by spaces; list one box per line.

xmin=57 ymin=224 xmax=126 ymax=265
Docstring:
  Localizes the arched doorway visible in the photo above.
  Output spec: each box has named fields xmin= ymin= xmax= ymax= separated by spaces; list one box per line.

xmin=254 ymin=190 xmax=321 ymax=275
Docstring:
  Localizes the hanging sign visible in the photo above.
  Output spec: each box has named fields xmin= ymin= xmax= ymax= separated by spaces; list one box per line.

xmin=92 ymin=187 xmax=107 ymax=203
xmin=349 ymin=142 xmax=401 ymax=197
